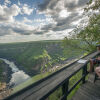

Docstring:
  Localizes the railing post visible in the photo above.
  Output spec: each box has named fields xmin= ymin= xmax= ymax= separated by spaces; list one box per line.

xmin=82 ymin=65 xmax=87 ymax=84
xmin=62 ymin=80 xmax=69 ymax=100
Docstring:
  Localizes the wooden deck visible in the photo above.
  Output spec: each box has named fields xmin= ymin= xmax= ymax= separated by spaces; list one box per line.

xmin=71 ymin=79 xmax=100 ymax=100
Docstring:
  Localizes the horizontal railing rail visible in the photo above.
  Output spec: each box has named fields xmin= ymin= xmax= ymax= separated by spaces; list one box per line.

xmin=4 ymin=51 xmax=100 ymax=100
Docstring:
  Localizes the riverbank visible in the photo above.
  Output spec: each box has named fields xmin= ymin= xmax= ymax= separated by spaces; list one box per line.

xmin=0 ymin=57 xmax=78 ymax=78
xmin=0 ymin=57 xmax=39 ymax=77
xmin=0 ymin=58 xmax=30 ymax=99
xmin=0 ymin=58 xmax=30 ymax=87
xmin=0 ymin=59 xmax=12 ymax=83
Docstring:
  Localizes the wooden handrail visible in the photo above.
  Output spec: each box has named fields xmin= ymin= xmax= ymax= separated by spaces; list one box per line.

xmin=4 ymin=51 xmax=100 ymax=100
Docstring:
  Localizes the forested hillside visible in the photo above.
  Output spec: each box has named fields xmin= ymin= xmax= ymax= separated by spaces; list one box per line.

xmin=0 ymin=40 xmax=84 ymax=76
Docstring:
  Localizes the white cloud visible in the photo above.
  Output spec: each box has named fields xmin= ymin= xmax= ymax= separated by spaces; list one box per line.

xmin=0 ymin=4 xmax=20 ymax=22
xmin=0 ymin=0 xmax=90 ymax=43
xmin=65 ymin=0 xmax=79 ymax=6
xmin=0 ymin=3 xmax=34 ymax=23
xmin=71 ymin=19 xmax=82 ymax=26
xmin=33 ymin=17 xmax=55 ymax=24
xmin=59 ymin=10 xmax=71 ymax=18
xmin=21 ymin=4 xmax=33 ymax=15
xmin=0 ymin=19 xmax=38 ymax=36
xmin=4 ymin=0 xmax=11 ymax=5
xmin=9 ymin=4 xmax=20 ymax=16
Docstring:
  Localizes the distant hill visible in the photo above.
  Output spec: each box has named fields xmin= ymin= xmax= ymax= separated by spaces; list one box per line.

xmin=0 ymin=40 xmax=84 ymax=76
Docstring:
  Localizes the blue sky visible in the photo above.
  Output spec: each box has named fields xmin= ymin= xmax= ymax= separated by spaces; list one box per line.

xmin=0 ymin=0 xmax=89 ymax=43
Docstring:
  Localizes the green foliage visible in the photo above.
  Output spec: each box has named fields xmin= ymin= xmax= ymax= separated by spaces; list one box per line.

xmin=63 ymin=0 xmax=100 ymax=53
xmin=79 ymin=0 xmax=100 ymax=52
xmin=48 ymin=87 xmax=62 ymax=100
xmin=63 ymin=37 xmax=82 ymax=50
xmin=34 ymin=49 xmax=52 ymax=72
xmin=85 ymin=0 xmax=100 ymax=11
xmin=0 ymin=40 xmax=85 ymax=75
xmin=0 ymin=40 xmax=65 ymax=74
xmin=62 ymin=38 xmax=85 ymax=57
xmin=76 ymin=13 xmax=100 ymax=52
xmin=78 ymin=14 xmax=100 ymax=38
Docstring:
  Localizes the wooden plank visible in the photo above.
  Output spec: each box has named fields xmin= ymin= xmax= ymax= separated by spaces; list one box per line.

xmin=4 ymin=51 xmax=100 ymax=100
xmin=71 ymin=80 xmax=100 ymax=100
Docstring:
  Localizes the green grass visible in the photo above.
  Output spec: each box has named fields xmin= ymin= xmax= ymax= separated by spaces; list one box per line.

xmin=48 ymin=87 xmax=62 ymax=100
xmin=68 ymin=70 xmax=82 ymax=100
xmin=67 ymin=83 xmax=81 ymax=100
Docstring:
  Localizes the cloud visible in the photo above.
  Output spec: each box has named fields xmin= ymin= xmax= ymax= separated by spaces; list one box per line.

xmin=33 ymin=31 xmax=47 ymax=35
xmin=0 ymin=4 xmax=20 ymax=22
xmin=0 ymin=26 xmax=11 ymax=36
xmin=0 ymin=0 xmax=90 ymax=43
xmin=41 ymin=23 xmax=55 ymax=31
xmin=0 ymin=2 xmax=35 ymax=38
xmin=38 ymin=0 xmax=89 ymax=32
xmin=4 ymin=0 xmax=11 ymax=5
xmin=42 ymin=12 xmax=81 ymax=32
xmin=64 ymin=0 xmax=79 ymax=12
xmin=0 ymin=20 xmax=36 ymax=36
xmin=0 ymin=3 xmax=34 ymax=23
xmin=39 ymin=0 xmax=89 ymax=12
xmin=12 ymin=28 xmax=33 ymax=35
xmin=59 ymin=10 xmax=71 ymax=18
xmin=0 ymin=18 xmax=49 ymax=36
xmin=21 ymin=4 xmax=33 ymax=15
xmin=39 ymin=10 xmax=84 ymax=32
xmin=78 ymin=0 xmax=89 ymax=7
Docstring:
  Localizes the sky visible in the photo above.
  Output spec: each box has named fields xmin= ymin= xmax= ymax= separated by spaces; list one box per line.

xmin=0 ymin=0 xmax=89 ymax=43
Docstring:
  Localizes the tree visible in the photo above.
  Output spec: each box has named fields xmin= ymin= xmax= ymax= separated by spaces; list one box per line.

xmin=34 ymin=50 xmax=52 ymax=72
xmin=63 ymin=0 xmax=100 ymax=53
xmin=77 ymin=14 xmax=100 ymax=51
xmin=85 ymin=0 xmax=100 ymax=11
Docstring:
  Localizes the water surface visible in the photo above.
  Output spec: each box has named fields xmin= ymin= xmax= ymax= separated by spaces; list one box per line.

xmin=0 ymin=58 xmax=30 ymax=86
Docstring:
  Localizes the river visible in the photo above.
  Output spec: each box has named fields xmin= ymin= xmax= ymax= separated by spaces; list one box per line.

xmin=0 ymin=58 xmax=30 ymax=86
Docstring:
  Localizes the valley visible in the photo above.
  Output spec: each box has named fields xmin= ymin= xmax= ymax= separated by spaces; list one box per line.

xmin=0 ymin=40 xmax=84 ymax=77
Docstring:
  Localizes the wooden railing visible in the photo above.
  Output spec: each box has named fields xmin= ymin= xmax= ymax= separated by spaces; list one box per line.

xmin=4 ymin=51 xmax=100 ymax=100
